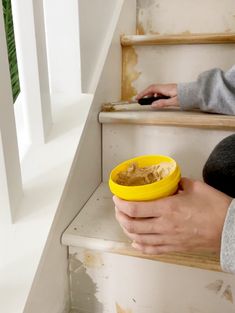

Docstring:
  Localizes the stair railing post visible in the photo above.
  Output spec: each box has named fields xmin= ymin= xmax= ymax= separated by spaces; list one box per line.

xmin=11 ymin=0 xmax=52 ymax=145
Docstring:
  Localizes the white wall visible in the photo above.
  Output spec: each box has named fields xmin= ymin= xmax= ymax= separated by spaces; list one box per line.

xmin=78 ymin=0 xmax=122 ymax=93
xmin=44 ymin=0 xmax=81 ymax=97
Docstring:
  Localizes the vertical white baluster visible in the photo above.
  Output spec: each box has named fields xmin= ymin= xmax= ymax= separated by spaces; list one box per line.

xmin=43 ymin=0 xmax=81 ymax=98
xmin=0 ymin=4 xmax=23 ymax=223
xmin=11 ymin=0 xmax=52 ymax=145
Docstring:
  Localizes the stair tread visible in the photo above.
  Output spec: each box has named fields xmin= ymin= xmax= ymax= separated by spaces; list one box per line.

xmin=99 ymin=106 xmax=235 ymax=129
xmin=121 ymin=33 xmax=235 ymax=46
xmin=62 ymin=183 xmax=221 ymax=272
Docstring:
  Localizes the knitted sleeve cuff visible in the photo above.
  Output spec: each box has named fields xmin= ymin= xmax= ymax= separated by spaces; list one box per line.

xmin=177 ymin=82 xmax=201 ymax=110
xmin=220 ymin=199 xmax=235 ymax=273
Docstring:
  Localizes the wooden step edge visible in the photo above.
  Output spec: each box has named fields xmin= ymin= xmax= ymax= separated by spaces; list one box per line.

xmin=63 ymin=235 xmax=221 ymax=272
xmin=99 ymin=109 xmax=235 ymax=130
xmin=121 ymin=33 xmax=235 ymax=46
xmin=112 ymin=249 xmax=221 ymax=272
xmin=62 ymin=183 xmax=222 ymax=272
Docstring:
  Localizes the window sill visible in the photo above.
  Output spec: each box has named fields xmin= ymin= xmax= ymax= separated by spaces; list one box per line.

xmin=0 ymin=93 xmax=93 ymax=313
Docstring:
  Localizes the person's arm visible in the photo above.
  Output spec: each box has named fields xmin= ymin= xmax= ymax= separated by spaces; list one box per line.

xmin=136 ymin=66 xmax=235 ymax=115
xmin=178 ymin=66 xmax=235 ymax=115
xmin=221 ymin=199 xmax=235 ymax=273
xmin=114 ymin=178 xmax=235 ymax=272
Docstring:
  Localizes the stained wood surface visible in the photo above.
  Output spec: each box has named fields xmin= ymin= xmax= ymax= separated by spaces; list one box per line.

xmin=113 ymin=249 xmax=221 ymax=272
xmin=121 ymin=33 xmax=235 ymax=46
xmin=99 ymin=105 xmax=235 ymax=130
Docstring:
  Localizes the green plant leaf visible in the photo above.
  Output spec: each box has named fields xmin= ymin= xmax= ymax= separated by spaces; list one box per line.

xmin=2 ymin=0 xmax=20 ymax=102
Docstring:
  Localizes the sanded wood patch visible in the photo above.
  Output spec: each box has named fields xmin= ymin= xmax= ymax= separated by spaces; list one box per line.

xmin=122 ymin=46 xmax=141 ymax=101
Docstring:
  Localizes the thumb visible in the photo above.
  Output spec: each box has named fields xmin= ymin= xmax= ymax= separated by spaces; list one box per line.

xmin=151 ymin=96 xmax=179 ymax=108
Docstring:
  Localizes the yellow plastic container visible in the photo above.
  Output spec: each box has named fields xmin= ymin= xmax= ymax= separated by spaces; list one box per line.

xmin=109 ymin=155 xmax=181 ymax=201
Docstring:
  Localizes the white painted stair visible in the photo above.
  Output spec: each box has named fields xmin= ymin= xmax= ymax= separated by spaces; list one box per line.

xmin=62 ymin=1 xmax=235 ymax=312
xmin=62 ymin=107 xmax=235 ymax=313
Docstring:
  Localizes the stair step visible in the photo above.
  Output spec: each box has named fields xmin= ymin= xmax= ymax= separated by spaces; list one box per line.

xmin=99 ymin=106 xmax=235 ymax=129
xmin=121 ymin=33 xmax=235 ymax=46
xmin=62 ymin=183 xmax=221 ymax=272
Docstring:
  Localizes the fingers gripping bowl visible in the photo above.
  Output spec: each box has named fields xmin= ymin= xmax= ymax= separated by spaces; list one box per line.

xmin=109 ymin=155 xmax=181 ymax=201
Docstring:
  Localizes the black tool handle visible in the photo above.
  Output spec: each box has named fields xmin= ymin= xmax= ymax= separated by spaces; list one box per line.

xmin=138 ymin=95 xmax=170 ymax=106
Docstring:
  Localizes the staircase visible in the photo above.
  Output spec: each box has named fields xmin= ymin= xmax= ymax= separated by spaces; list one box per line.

xmin=62 ymin=1 xmax=235 ymax=312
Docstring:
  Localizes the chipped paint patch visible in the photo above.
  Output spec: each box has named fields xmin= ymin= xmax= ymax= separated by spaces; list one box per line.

xmin=137 ymin=0 xmax=235 ymax=34
xmin=83 ymin=250 xmax=104 ymax=268
xmin=136 ymin=20 xmax=145 ymax=35
xmin=206 ymin=279 xmax=223 ymax=294
xmin=116 ymin=303 xmax=132 ymax=313
xmin=206 ymin=280 xmax=234 ymax=303
xmin=222 ymin=285 xmax=233 ymax=303
xmin=137 ymin=1 xmax=164 ymax=34
xmin=122 ymin=46 xmax=141 ymax=101
xmin=137 ymin=14 xmax=154 ymax=34
xmin=69 ymin=253 xmax=103 ymax=312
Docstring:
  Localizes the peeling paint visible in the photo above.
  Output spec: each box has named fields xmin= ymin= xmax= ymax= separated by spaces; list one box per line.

xmin=116 ymin=303 xmax=132 ymax=313
xmin=83 ymin=250 xmax=104 ymax=268
xmin=136 ymin=20 xmax=145 ymax=35
xmin=122 ymin=46 xmax=141 ymax=101
xmin=69 ymin=253 xmax=103 ymax=312
xmin=137 ymin=13 xmax=155 ymax=35
xmin=137 ymin=0 xmax=235 ymax=34
xmin=221 ymin=285 xmax=233 ymax=303
xmin=206 ymin=279 xmax=223 ymax=294
xmin=206 ymin=280 xmax=234 ymax=303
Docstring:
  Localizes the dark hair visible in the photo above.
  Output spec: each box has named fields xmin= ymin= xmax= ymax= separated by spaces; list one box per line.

xmin=203 ymin=134 xmax=235 ymax=198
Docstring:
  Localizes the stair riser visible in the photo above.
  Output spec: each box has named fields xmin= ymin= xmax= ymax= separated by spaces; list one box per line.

xmin=69 ymin=248 xmax=235 ymax=313
xmin=122 ymin=44 xmax=235 ymax=100
xmin=102 ymin=124 xmax=233 ymax=181
xmin=137 ymin=0 xmax=235 ymax=35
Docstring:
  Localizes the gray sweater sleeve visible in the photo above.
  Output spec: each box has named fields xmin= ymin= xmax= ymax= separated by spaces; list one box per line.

xmin=178 ymin=66 xmax=235 ymax=115
xmin=220 ymin=199 xmax=235 ymax=273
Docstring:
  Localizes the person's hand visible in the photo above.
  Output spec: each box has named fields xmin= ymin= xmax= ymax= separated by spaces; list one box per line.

xmin=114 ymin=178 xmax=232 ymax=254
xmin=136 ymin=83 xmax=179 ymax=108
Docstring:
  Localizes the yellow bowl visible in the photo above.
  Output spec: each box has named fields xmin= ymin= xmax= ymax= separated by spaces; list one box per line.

xmin=109 ymin=155 xmax=181 ymax=201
